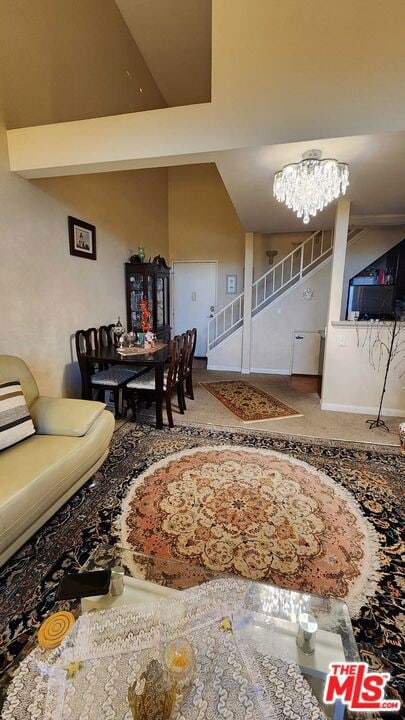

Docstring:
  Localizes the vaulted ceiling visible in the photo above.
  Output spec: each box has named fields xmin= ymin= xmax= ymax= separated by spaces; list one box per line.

xmin=6 ymin=0 xmax=405 ymax=232
xmin=115 ymin=0 xmax=211 ymax=107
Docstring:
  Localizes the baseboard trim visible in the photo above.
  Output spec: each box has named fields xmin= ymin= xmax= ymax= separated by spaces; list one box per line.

xmin=321 ymin=401 xmax=405 ymax=417
xmin=250 ymin=368 xmax=290 ymax=375
xmin=206 ymin=364 xmax=242 ymax=372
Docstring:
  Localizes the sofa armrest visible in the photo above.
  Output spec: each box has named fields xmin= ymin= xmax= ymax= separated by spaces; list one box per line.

xmin=30 ymin=397 xmax=107 ymax=437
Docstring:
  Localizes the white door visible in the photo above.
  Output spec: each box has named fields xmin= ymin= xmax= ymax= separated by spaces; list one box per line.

xmin=173 ymin=262 xmax=217 ymax=356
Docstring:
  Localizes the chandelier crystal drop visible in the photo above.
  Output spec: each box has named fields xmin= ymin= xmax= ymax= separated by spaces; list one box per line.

xmin=273 ymin=150 xmax=349 ymax=224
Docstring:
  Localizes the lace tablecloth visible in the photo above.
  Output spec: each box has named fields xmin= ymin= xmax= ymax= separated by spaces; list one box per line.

xmin=117 ymin=342 xmax=166 ymax=355
xmin=3 ymin=579 xmax=327 ymax=720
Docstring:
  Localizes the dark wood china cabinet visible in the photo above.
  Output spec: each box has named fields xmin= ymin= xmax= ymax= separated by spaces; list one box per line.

xmin=125 ymin=257 xmax=171 ymax=342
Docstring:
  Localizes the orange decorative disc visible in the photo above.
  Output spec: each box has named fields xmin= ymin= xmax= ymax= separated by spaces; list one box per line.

xmin=38 ymin=611 xmax=75 ymax=649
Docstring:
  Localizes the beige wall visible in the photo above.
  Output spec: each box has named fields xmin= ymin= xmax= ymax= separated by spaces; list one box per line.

xmin=168 ymin=164 xmax=245 ymax=311
xmin=321 ymin=323 xmax=405 ymax=416
xmin=250 ymin=264 xmax=330 ymax=374
xmin=253 ymin=232 xmax=312 ymax=282
xmin=0 ymin=115 xmax=168 ymax=397
xmin=0 ymin=0 xmax=166 ymax=129
xmin=208 ymin=263 xmax=330 ymax=373
xmin=33 ymin=170 xmax=168 ymax=262
xmin=0 ymin=5 xmax=169 ymax=397
xmin=213 ymin=0 xmax=405 ymax=142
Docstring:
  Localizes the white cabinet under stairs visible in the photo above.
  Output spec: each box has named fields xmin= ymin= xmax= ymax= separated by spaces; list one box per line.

xmin=291 ymin=331 xmax=323 ymax=375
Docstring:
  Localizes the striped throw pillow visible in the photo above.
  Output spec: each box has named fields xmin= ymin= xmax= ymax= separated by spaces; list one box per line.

xmin=0 ymin=380 xmax=35 ymax=450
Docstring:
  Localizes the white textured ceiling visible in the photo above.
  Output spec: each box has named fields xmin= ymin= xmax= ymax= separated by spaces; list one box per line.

xmin=215 ymin=132 xmax=405 ymax=232
xmin=115 ymin=0 xmax=211 ymax=107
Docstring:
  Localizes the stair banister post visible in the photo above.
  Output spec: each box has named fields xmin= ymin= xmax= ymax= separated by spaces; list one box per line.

xmin=241 ymin=232 xmax=254 ymax=374
xmin=325 ymin=200 xmax=351 ymax=324
xmin=321 ymin=199 xmax=351 ymax=409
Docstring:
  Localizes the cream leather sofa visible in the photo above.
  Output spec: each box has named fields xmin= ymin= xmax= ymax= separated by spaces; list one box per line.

xmin=0 ymin=356 xmax=115 ymax=566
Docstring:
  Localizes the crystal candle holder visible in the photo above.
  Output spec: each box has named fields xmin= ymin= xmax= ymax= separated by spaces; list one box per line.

xmin=127 ymin=331 xmax=136 ymax=347
xmin=296 ymin=612 xmax=318 ymax=655
xmin=109 ymin=565 xmax=125 ymax=597
xmin=164 ymin=638 xmax=196 ymax=690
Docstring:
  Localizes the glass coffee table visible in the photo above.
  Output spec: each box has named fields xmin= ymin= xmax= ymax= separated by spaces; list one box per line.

xmin=84 ymin=544 xmax=358 ymax=719
xmin=3 ymin=544 xmax=359 ymax=719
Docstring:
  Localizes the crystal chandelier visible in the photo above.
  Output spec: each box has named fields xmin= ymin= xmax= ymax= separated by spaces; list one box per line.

xmin=273 ymin=150 xmax=349 ymax=224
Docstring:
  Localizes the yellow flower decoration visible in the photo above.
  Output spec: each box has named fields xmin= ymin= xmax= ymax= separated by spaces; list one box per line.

xmin=66 ymin=662 xmax=84 ymax=679
xmin=219 ymin=616 xmax=233 ymax=634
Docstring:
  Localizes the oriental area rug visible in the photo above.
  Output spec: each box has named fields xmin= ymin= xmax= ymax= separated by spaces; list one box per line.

xmin=0 ymin=422 xmax=403 ymax=710
xmin=200 ymin=379 xmax=302 ymax=422
xmin=119 ymin=445 xmax=379 ymax=615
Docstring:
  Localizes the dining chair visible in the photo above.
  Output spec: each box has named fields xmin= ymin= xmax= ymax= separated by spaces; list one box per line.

xmin=75 ymin=328 xmax=137 ymax=417
xmin=177 ymin=330 xmax=192 ymax=411
xmin=125 ymin=335 xmax=185 ymax=428
xmin=99 ymin=323 xmax=115 ymax=351
xmin=184 ymin=327 xmax=197 ymax=400
xmin=98 ymin=324 xmax=115 ymax=370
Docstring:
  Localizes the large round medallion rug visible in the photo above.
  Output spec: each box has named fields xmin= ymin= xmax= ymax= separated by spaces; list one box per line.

xmin=119 ymin=445 xmax=380 ymax=615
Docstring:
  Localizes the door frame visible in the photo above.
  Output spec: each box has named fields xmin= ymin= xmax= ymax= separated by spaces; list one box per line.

xmin=171 ymin=260 xmax=218 ymax=351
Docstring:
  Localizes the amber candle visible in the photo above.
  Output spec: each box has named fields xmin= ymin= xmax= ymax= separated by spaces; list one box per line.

xmin=164 ymin=639 xmax=195 ymax=689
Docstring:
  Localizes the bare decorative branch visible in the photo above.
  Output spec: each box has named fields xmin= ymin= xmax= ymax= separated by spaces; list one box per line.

xmin=355 ymin=321 xmax=405 ymax=377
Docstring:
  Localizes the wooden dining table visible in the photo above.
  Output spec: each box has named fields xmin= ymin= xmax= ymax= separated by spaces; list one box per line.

xmin=82 ymin=344 xmax=172 ymax=429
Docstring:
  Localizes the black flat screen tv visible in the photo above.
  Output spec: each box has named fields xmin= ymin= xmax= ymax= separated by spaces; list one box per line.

xmin=353 ymin=285 xmax=395 ymax=318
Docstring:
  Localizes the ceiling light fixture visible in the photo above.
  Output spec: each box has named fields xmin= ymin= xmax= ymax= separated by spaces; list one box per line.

xmin=273 ymin=150 xmax=349 ymax=224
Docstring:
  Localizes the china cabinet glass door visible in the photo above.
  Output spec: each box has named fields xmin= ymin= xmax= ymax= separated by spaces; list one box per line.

xmin=129 ymin=273 xmax=143 ymax=331
xmin=163 ymin=276 xmax=169 ymax=326
xmin=147 ymin=275 xmax=153 ymax=315
xmin=156 ymin=276 xmax=164 ymax=328
xmin=126 ymin=261 xmax=170 ymax=341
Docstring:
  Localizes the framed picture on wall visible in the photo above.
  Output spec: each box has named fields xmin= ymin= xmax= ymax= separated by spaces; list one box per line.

xmin=226 ymin=273 xmax=237 ymax=294
xmin=68 ymin=216 xmax=96 ymax=260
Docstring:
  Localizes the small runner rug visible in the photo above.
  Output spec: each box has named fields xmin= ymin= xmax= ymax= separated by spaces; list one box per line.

xmin=200 ymin=379 xmax=301 ymax=422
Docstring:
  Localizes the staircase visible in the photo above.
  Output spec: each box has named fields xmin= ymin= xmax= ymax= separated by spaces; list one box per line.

xmin=208 ymin=227 xmax=367 ymax=351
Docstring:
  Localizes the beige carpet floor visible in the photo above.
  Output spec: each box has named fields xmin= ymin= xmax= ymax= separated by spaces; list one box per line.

xmin=136 ymin=369 xmax=401 ymax=445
